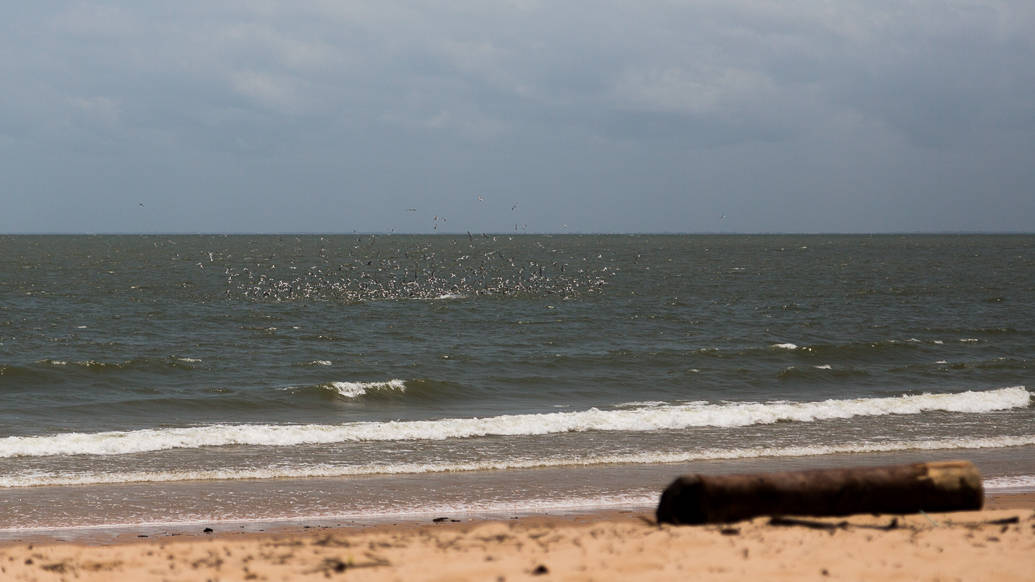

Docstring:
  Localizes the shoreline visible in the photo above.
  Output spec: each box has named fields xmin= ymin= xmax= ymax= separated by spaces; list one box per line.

xmin=6 ymin=446 xmax=1034 ymax=540
xmin=2 ymin=490 xmax=1033 ymax=547
xmin=0 ymin=492 xmax=1032 ymax=580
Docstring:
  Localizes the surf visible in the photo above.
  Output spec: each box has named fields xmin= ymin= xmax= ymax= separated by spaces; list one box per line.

xmin=1 ymin=386 xmax=1028 ymax=458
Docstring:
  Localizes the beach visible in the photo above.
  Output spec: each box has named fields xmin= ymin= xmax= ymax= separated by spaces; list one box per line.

xmin=3 ymin=235 xmax=1034 ymax=579
xmin=2 ymin=492 xmax=1032 ymax=581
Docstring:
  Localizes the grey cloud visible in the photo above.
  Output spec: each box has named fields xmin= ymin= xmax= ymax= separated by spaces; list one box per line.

xmin=1 ymin=1 xmax=1033 ymax=233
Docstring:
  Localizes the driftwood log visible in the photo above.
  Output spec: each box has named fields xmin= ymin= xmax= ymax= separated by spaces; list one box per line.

xmin=656 ymin=460 xmax=983 ymax=525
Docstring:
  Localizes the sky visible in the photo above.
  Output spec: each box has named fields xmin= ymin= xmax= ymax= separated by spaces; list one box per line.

xmin=1 ymin=1 xmax=1033 ymax=234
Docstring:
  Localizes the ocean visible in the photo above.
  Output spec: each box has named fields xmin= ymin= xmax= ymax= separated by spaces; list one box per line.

xmin=2 ymin=234 xmax=1033 ymax=539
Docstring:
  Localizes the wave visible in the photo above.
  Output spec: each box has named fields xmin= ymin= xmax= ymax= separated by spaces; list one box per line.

xmin=0 ymin=364 xmax=49 ymax=381
xmin=323 ymin=379 xmax=406 ymax=398
xmin=283 ymin=378 xmax=470 ymax=403
xmin=39 ymin=357 xmax=201 ymax=370
xmin=4 ymin=357 xmax=204 ymax=374
xmin=921 ymin=326 xmax=1023 ymax=336
xmin=697 ymin=338 xmax=925 ymax=362
xmin=1 ymin=386 xmax=1028 ymax=458
xmin=0 ymin=357 xmax=200 ymax=390
xmin=4 ymin=435 xmax=1034 ymax=488
xmin=891 ymin=356 xmax=1032 ymax=374
xmin=777 ymin=365 xmax=870 ymax=380
xmin=984 ymin=475 xmax=1035 ymax=491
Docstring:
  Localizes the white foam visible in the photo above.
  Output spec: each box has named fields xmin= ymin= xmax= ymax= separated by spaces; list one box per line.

xmin=984 ymin=475 xmax=1035 ymax=491
xmin=615 ymin=401 xmax=670 ymax=408
xmin=327 ymin=379 xmax=406 ymax=398
xmin=814 ymin=364 xmax=832 ymax=370
xmin=309 ymin=360 xmax=332 ymax=366
xmin=4 ymin=435 xmax=1034 ymax=488
xmin=0 ymin=387 xmax=1028 ymax=459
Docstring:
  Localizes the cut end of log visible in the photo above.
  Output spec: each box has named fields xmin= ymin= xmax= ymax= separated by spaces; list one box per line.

xmin=923 ymin=460 xmax=983 ymax=492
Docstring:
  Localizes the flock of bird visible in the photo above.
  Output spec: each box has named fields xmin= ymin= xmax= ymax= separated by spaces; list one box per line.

xmin=222 ymin=238 xmax=613 ymax=303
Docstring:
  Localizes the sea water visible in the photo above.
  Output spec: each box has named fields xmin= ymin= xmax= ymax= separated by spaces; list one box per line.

xmin=1 ymin=234 xmax=1033 ymax=537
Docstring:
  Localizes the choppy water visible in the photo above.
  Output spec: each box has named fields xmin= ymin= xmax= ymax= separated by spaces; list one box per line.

xmin=1 ymin=234 xmax=1033 ymax=534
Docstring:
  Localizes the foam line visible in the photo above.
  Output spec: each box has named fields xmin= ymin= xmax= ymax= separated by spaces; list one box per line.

xmin=1 ymin=386 xmax=1028 ymax=458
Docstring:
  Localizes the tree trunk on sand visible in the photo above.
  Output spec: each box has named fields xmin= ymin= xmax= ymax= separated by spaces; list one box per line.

xmin=656 ymin=460 xmax=983 ymax=525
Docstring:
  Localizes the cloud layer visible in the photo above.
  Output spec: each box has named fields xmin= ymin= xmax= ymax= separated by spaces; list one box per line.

xmin=2 ymin=1 xmax=1033 ymax=233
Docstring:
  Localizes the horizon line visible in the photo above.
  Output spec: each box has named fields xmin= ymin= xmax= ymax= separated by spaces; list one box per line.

xmin=2 ymin=230 xmax=1033 ymax=236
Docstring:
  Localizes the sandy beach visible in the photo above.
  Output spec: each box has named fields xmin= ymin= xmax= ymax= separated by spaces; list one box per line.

xmin=1 ymin=492 xmax=1032 ymax=581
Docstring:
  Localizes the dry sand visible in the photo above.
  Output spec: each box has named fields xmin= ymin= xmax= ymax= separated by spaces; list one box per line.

xmin=2 ymin=493 xmax=1033 ymax=581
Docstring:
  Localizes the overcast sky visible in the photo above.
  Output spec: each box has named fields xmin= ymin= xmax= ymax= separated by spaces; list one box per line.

xmin=2 ymin=1 xmax=1033 ymax=233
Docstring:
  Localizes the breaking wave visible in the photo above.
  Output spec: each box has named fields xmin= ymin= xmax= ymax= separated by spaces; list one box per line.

xmin=1 ymin=386 xmax=1027 ymax=459
xmin=323 ymin=379 xmax=407 ymax=399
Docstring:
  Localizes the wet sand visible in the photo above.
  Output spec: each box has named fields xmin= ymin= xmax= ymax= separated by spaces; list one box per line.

xmin=0 ymin=492 xmax=1032 ymax=581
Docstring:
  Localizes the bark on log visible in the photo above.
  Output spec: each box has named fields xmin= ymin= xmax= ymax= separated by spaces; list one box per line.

xmin=656 ymin=460 xmax=983 ymax=525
